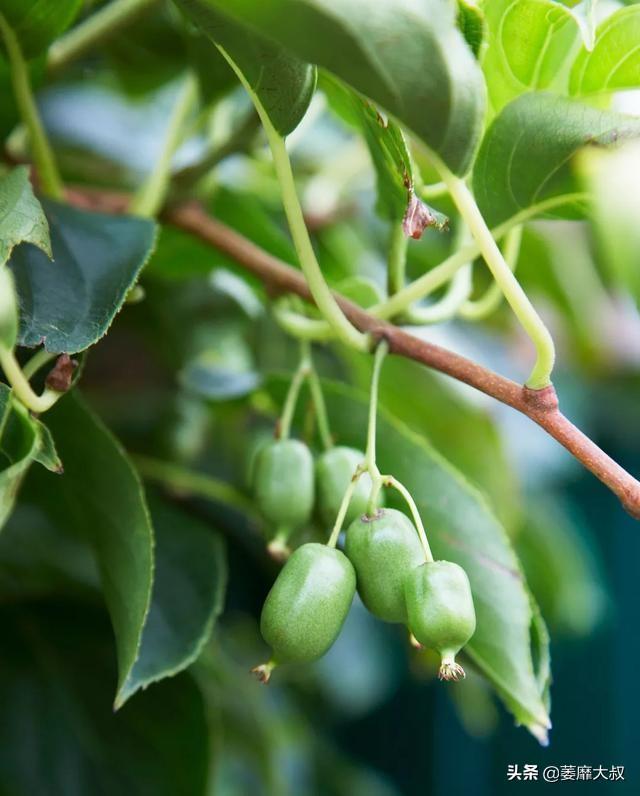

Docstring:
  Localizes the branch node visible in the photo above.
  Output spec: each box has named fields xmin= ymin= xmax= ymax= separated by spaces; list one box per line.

xmin=522 ymin=384 xmax=559 ymax=413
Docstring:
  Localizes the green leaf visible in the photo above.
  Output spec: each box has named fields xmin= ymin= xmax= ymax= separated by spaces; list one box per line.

xmin=8 ymin=200 xmax=157 ymax=353
xmin=0 ymin=385 xmax=59 ymax=531
xmin=580 ymin=140 xmax=640 ymax=307
xmin=37 ymin=392 xmax=154 ymax=707
xmin=473 ymin=92 xmax=640 ymax=227
xmin=0 ymin=166 xmax=51 ymax=265
xmin=457 ymin=0 xmax=486 ymax=58
xmin=305 ymin=378 xmax=550 ymax=741
xmin=481 ymin=0 xmax=580 ymax=113
xmin=0 ymin=265 xmax=18 ymax=349
xmin=175 ymin=0 xmax=316 ymax=136
xmin=0 ymin=601 xmax=209 ymax=795
xmin=0 ymin=0 xmax=82 ymax=57
xmin=119 ymin=497 xmax=227 ymax=704
xmin=569 ymin=5 xmax=640 ymax=96
xmin=178 ymin=0 xmax=486 ymax=175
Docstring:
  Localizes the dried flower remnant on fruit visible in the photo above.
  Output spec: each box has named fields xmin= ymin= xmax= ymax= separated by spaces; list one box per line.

xmin=402 ymin=193 xmax=448 ymax=238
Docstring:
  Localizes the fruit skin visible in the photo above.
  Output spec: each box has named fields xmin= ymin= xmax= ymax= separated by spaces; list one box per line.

xmin=260 ymin=543 xmax=356 ymax=664
xmin=315 ymin=446 xmax=378 ymax=527
xmin=404 ymin=560 xmax=476 ymax=681
xmin=345 ymin=508 xmax=424 ymax=623
xmin=253 ymin=439 xmax=314 ymax=530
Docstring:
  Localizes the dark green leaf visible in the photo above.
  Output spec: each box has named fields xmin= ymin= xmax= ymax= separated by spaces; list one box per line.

xmin=38 ymin=392 xmax=154 ymax=707
xmin=299 ymin=377 xmax=550 ymax=741
xmin=0 ymin=601 xmax=209 ymax=796
xmin=8 ymin=200 xmax=157 ymax=353
xmin=569 ymin=5 xmax=640 ymax=96
xmin=177 ymin=0 xmax=486 ymax=174
xmin=0 ymin=166 xmax=51 ymax=264
xmin=0 ymin=0 xmax=81 ymax=57
xmin=473 ymin=92 xmax=640 ymax=227
xmin=119 ymin=497 xmax=227 ymax=703
xmin=176 ymin=0 xmax=316 ymax=136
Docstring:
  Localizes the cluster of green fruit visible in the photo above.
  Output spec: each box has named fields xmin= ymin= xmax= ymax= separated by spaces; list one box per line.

xmin=251 ymin=437 xmax=476 ymax=684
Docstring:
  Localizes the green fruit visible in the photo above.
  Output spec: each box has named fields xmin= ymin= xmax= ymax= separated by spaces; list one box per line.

xmin=345 ymin=508 xmax=424 ymax=623
xmin=254 ymin=542 xmax=356 ymax=680
xmin=253 ymin=438 xmax=314 ymax=530
xmin=316 ymin=446 xmax=378 ymax=527
xmin=404 ymin=560 xmax=476 ymax=681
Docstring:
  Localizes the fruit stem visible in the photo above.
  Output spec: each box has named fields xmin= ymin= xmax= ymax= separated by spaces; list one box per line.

xmin=306 ymin=361 xmax=333 ymax=451
xmin=364 ymin=340 xmax=388 ymax=470
xmin=0 ymin=13 xmax=63 ymax=199
xmin=327 ymin=470 xmax=363 ymax=548
xmin=278 ymin=355 xmax=310 ymax=440
xmin=383 ymin=475 xmax=434 ymax=562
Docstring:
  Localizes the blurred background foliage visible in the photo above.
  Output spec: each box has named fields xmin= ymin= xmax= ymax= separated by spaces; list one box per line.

xmin=2 ymin=0 xmax=640 ymax=793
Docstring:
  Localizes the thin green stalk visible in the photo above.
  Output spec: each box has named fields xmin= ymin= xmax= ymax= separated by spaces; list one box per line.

xmin=460 ymin=225 xmax=523 ymax=321
xmin=420 ymin=181 xmax=448 ymax=200
xmin=383 ymin=475 xmax=433 ymax=562
xmin=22 ymin=348 xmax=56 ymax=380
xmin=401 ymin=263 xmax=473 ymax=325
xmin=278 ymin=357 xmax=310 ymax=440
xmin=327 ymin=474 xmax=362 ymax=548
xmin=371 ymin=192 xmax=588 ymax=322
xmin=0 ymin=13 xmax=62 ymax=198
xmin=0 ymin=347 xmax=61 ymax=413
xmin=130 ymin=72 xmax=198 ymax=218
xmin=132 ymin=454 xmax=257 ymax=517
xmin=438 ymin=170 xmax=555 ymax=389
xmin=387 ymin=222 xmax=408 ymax=296
xmin=306 ymin=365 xmax=333 ymax=451
xmin=273 ymin=300 xmax=335 ymax=341
xmin=47 ymin=0 xmax=160 ymax=75
xmin=219 ymin=47 xmax=368 ymax=352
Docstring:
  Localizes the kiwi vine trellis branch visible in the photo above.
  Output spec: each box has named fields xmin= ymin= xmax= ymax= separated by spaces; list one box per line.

xmin=57 ymin=187 xmax=640 ymax=519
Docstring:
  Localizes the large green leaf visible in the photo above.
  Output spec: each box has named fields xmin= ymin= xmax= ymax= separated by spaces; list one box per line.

xmin=37 ymin=392 xmax=154 ymax=707
xmin=0 ymin=385 xmax=61 ymax=532
xmin=0 ymin=601 xmax=209 ymax=796
xmin=119 ymin=497 xmax=227 ymax=704
xmin=175 ymin=0 xmax=316 ymax=136
xmin=473 ymin=92 xmax=640 ymax=227
xmin=177 ymin=0 xmax=486 ymax=175
xmin=0 ymin=166 xmax=51 ymax=265
xmin=311 ymin=378 xmax=550 ymax=741
xmin=322 ymin=74 xmax=448 ymax=234
xmin=569 ymin=5 xmax=640 ymax=96
xmin=8 ymin=200 xmax=157 ymax=353
xmin=0 ymin=0 xmax=81 ymax=57
xmin=482 ymin=0 xmax=580 ymax=113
